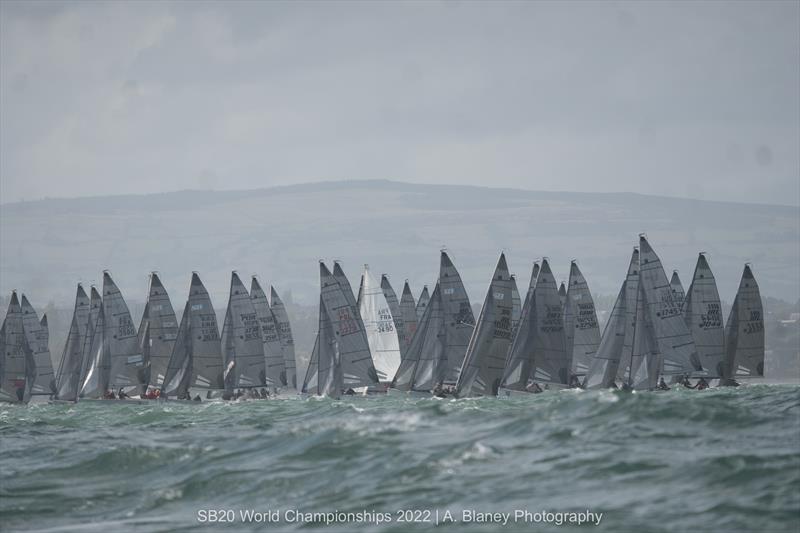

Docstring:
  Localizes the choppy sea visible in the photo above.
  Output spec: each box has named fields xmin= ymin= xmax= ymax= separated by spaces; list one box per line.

xmin=1 ymin=384 xmax=799 ymax=532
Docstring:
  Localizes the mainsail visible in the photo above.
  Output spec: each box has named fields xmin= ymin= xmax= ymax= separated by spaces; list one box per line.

xmin=21 ymin=295 xmax=54 ymax=395
xmin=670 ymin=271 xmax=686 ymax=310
xmin=638 ymin=236 xmax=701 ymax=378
xmin=137 ymin=273 xmax=178 ymax=389
xmin=683 ymin=254 xmax=725 ymax=378
xmin=510 ymin=275 xmax=522 ymax=335
xmin=54 ymin=285 xmax=90 ymax=401
xmin=102 ymin=272 xmax=145 ymax=393
xmin=0 ymin=292 xmax=36 ymax=403
xmin=221 ymin=272 xmax=266 ymax=391
xmin=501 ymin=259 xmax=569 ymax=390
xmin=399 ymin=282 xmax=418 ymax=358
xmin=455 ymin=253 xmax=514 ymax=397
xmin=722 ymin=265 xmax=765 ymax=382
xmin=416 ymin=286 xmax=430 ymax=321
xmin=270 ymin=286 xmax=297 ymax=390
xmin=438 ymin=251 xmax=475 ymax=384
xmin=301 ymin=334 xmax=320 ymax=394
xmin=320 ymin=262 xmax=379 ymax=388
xmin=316 ymin=297 xmax=343 ymax=399
xmin=563 ymin=262 xmax=601 ymax=377
xmin=380 ymin=275 xmax=406 ymax=358
xmin=584 ymin=248 xmax=639 ymax=389
xmin=359 ymin=266 xmax=402 ymax=382
xmin=162 ymin=273 xmax=224 ymax=397
xmin=558 ymin=282 xmax=567 ymax=310
xmin=391 ymin=282 xmax=446 ymax=392
xmin=80 ymin=288 xmax=108 ymax=398
xmin=251 ymin=277 xmax=287 ymax=388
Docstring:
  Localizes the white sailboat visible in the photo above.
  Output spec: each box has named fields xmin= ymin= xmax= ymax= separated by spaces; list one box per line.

xmin=359 ymin=266 xmax=402 ymax=383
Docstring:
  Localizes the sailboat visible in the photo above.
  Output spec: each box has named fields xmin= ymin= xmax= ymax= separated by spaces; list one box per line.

xmin=563 ymin=262 xmax=601 ymax=378
xmin=455 ymin=253 xmax=514 ymax=397
xmin=399 ymin=281 xmax=418 ymax=358
xmin=54 ymin=285 xmax=90 ymax=402
xmin=380 ymin=275 xmax=406 ymax=357
xmin=320 ymin=262 xmax=380 ymax=390
xmin=416 ymin=286 xmax=430 ymax=321
xmin=506 ymin=261 xmax=539 ymax=366
xmin=161 ymin=273 xmax=224 ymax=400
xmin=682 ymin=254 xmax=725 ymax=379
xmin=584 ymin=248 xmax=639 ymax=389
xmin=558 ymin=282 xmax=567 ymax=310
xmin=270 ymin=286 xmax=297 ymax=390
xmin=137 ymin=273 xmax=178 ymax=391
xmin=0 ymin=292 xmax=36 ymax=404
xmin=500 ymin=258 xmax=570 ymax=393
xmin=720 ymin=264 xmax=765 ymax=385
xmin=302 ymin=295 xmax=343 ymax=399
xmin=20 ymin=295 xmax=54 ymax=396
xmin=359 ymin=266 xmax=402 ymax=383
xmin=79 ymin=287 xmax=107 ymax=399
xmin=670 ymin=271 xmax=685 ymax=310
xmin=251 ymin=277 xmax=288 ymax=390
xmin=221 ymin=272 xmax=267 ymax=395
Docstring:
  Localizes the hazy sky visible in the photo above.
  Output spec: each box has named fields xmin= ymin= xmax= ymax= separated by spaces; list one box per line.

xmin=1 ymin=1 xmax=798 ymax=205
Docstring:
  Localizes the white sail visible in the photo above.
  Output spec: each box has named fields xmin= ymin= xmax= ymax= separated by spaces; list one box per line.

xmin=221 ymin=272 xmax=266 ymax=391
xmin=359 ymin=266 xmax=402 ymax=382
xmin=563 ymin=262 xmax=601 ymax=377
xmin=0 ymin=292 xmax=36 ymax=403
xmin=79 ymin=302 xmax=108 ymax=399
xmin=78 ymin=287 xmax=103 ymax=391
xmin=321 ymin=262 xmax=379 ymax=388
xmin=270 ymin=286 xmax=297 ymax=390
xmin=138 ymin=273 xmax=178 ymax=389
xmin=162 ymin=273 xmax=224 ymax=398
xmin=251 ymin=278 xmax=287 ymax=388
xmin=416 ymin=286 xmax=430 ymax=321
xmin=102 ymin=272 xmax=145 ymax=393
xmin=683 ymin=254 xmax=725 ymax=378
xmin=722 ymin=265 xmax=765 ymax=381
xmin=670 ymin=271 xmax=686 ymax=310
xmin=20 ymin=294 xmax=54 ymax=395
xmin=585 ymin=248 xmax=638 ymax=389
xmin=455 ymin=253 xmax=514 ymax=397
xmin=54 ymin=285 xmax=90 ymax=401
xmin=439 ymin=251 xmax=475 ymax=385
xmin=399 ymin=281 xmax=418 ymax=358
xmin=638 ymin=236 xmax=701 ymax=377
xmin=380 ymin=275 xmax=406 ymax=358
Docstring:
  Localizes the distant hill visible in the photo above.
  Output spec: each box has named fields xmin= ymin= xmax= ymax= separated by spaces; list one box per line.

xmin=2 ymin=180 xmax=798 ymax=309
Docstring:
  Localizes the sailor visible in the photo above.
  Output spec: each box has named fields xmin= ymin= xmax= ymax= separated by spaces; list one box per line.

xmin=681 ymin=375 xmax=694 ymax=388
xmin=344 ymin=388 xmax=356 ymax=396
xmin=569 ymin=374 xmax=582 ymax=389
xmin=526 ymin=382 xmax=543 ymax=394
xmin=193 ymin=394 xmax=202 ymax=402
xmin=656 ymin=377 xmax=670 ymax=391
xmin=118 ymin=388 xmax=129 ymax=399
xmin=259 ymin=388 xmax=268 ymax=399
xmin=696 ymin=377 xmax=709 ymax=390
xmin=608 ymin=382 xmax=619 ymax=390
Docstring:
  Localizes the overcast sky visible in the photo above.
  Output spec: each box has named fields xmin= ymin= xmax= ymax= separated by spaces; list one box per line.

xmin=1 ymin=1 xmax=798 ymax=205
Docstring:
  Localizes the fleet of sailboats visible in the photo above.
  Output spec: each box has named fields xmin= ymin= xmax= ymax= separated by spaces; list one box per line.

xmin=0 ymin=235 xmax=773 ymax=404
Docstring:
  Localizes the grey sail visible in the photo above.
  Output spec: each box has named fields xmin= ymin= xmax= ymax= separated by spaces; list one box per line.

xmin=399 ymin=282 xmax=418 ymax=359
xmin=416 ymin=286 xmax=430 ymax=322
xmin=79 ymin=302 xmax=108 ymax=399
xmin=438 ymin=251 xmax=475 ymax=385
xmin=162 ymin=273 xmax=224 ymax=397
xmin=455 ymin=253 xmax=514 ymax=397
xmin=79 ymin=287 xmax=102 ymax=389
xmin=558 ymin=282 xmax=567 ymax=310
xmin=722 ymin=265 xmax=765 ymax=381
xmin=251 ymin=277 xmax=287 ymax=388
xmin=221 ymin=272 xmax=266 ymax=391
xmin=316 ymin=297 xmax=343 ymax=399
xmin=332 ymin=262 xmax=368 ymax=335
xmin=392 ymin=282 xmax=445 ymax=392
xmin=683 ymin=254 xmax=725 ymax=378
xmin=563 ymin=262 xmax=601 ymax=377
xmin=301 ymin=332 xmax=320 ymax=394
xmin=55 ymin=285 xmax=90 ymax=401
xmin=20 ymin=295 xmax=54 ymax=395
xmin=102 ymin=272 xmax=145 ymax=392
xmin=638 ymin=236 xmax=701 ymax=377
xmin=380 ymin=275 xmax=406 ymax=358
xmin=320 ymin=262 xmax=379 ymax=388
xmin=138 ymin=273 xmax=178 ymax=389
xmin=585 ymin=248 xmax=639 ymax=389
xmin=501 ymin=259 xmax=569 ymax=389
xmin=356 ymin=274 xmax=365 ymax=309
xmin=510 ymin=275 xmax=522 ymax=336
xmin=0 ymin=292 xmax=36 ymax=403
xmin=626 ymin=281 xmax=661 ymax=390
xmin=270 ymin=286 xmax=298 ymax=390
xmin=670 ymin=271 xmax=686 ymax=310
